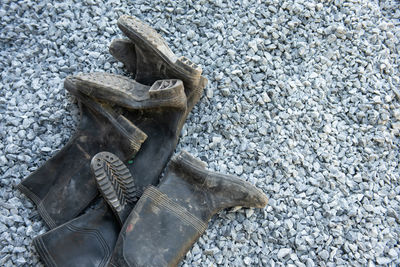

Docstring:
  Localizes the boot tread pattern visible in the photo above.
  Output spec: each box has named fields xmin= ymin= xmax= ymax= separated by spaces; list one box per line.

xmin=119 ymin=15 xmax=171 ymax=56
xmin=151 ymin=80 xmax=177 ymax=91
xmin=118 ymin=15 xmax=203 ymax=77
xmin=77 ymin=73 xmax=139 ymax=93
xmin=91 ymin=152 xmax=138 ymax=214
xmin=178 ymin=56 xmax=202 ymax=72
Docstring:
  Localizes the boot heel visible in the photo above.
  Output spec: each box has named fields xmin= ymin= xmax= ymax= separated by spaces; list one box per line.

xmin=91 ymin=152 xmax=137 ymax=224
xmin=176 ymin=56 xmax=202 ymax=75
xmin=149 ymin=79 xmax=184 ymax=100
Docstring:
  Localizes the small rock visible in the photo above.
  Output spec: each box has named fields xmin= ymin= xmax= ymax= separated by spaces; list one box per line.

xmin=220 ymin=88 xmax=230 ymax=96
xmin=187 ymin=30 xmax=195 ymax=39
xmin=13 ymin=247 xmax=26 ymax=253
xmin=41 ymin=147 xmax=52 ymax=152
xmin=285 ymin=219 xmax=293 ymax=230
xmin=277 ymin=248 xmax=291 ymax=259
xmin=306 ymin=258 xmax=315 ymax=267
xmin=261 ymin=92 xmax=271 ymax=103
xmin=244 ymin=256 xmax=252 ymax=265
xmin=15 ymin=258 xmax=26 ymax=265
xmin=232 ymin=28 xmax=241 ymax=37
xmin=335 ymin=25 xmax=346 ymax=37
xmin=388 ymin=248 xmax=398 ymax=258
xmin=245 ymin=209 xmax=254 ymax=218
xmin=252 ymin=73 xmax=264 ymax=82
xmin=248 ymin=40 xmax=258 ymax=52
xmin=376 ymin=257 xmax=391 ymax=265
xmin=234 ymin=165 xmax=243 ymax=175
xmin=319 ymin=250 xmax=329 ymax=260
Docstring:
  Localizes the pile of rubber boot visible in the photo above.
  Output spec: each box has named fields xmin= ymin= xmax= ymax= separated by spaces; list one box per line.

xmin=18 ymin=15 xmax=268 ymax=267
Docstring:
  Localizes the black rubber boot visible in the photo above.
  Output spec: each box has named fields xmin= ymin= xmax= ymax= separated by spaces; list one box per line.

xmin=109 ymin=15 xmax=207 ymax=113
xmin=67 ymin=73 xmax=188 ymax=192
xmin=17 ymin=84 xmax=147 ymax=228
xmin=108 ymin=151 xmax=268 ymax=267
xmin=32 ymin=73 xmax=188 ymax=266
xmin=33 ymin=199 xmax=120 ymax=267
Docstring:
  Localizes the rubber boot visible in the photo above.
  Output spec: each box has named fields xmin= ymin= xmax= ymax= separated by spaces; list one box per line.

xmin=108 ymin=151 xmax=268 ymax=267
xmin=32 ymin=74 xmax=188 ymax=266
xmin=33 ymin=199 xmax=120 ymax=267
xmin=109 ymin=15 xmax=207 ymax=113
xmin=66 ymin=73 xmax=188 ymax=192
xmin=17 ymin=84 xmax=147 ymax=228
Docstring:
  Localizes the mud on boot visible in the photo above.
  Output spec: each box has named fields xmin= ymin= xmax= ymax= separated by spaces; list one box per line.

xmin=68 ymin=72 xmax=188 ymax=193
xmin=17 ymin=80 xmax=147 ymax=228
xmin=109 ymin=15 xmax=207 ymax=113
xmin=33 ymin=199 xmax=120 ymax=267
xmin=108 ymin=150 xmax=268 ymax=267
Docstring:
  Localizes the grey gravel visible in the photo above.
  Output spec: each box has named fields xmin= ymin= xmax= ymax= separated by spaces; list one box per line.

xmin=1 ymin=0 xmax=400 ymax=266
xmin=277 ymin=248 xmax=292 ymax=259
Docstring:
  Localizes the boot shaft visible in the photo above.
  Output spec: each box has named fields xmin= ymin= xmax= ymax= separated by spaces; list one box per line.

xmin=34 ymin=200 xmax=120 ymax=267
xmin=110 ymin=186 xmax=205 ymax=267
xmin=18 ymin=83 xmax=147 ymax=228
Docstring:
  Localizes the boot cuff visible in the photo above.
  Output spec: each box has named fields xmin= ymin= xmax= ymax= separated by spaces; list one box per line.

xmin=17 ymin=183 xmax=58 ymax=229
xmin=33 ymin=235 xmax=57 ymax=267
xmin=173 ymin=150 xmax=207 ymax=169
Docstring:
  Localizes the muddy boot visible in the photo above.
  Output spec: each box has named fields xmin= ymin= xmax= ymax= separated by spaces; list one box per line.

xmin=91 ymin=151 xmax=137 ymax=225
xmin=68 ymin=73 xmax=188 ymax=193
xmin=108 ymin=151 xmax=268 ymax=267
xmin=33 ymin=199 xmax=120 ymax=267
xmin=109 ymin=15 xmax=208 ymax=113
xmin=17 ymin=83 xmax=147 ymax=228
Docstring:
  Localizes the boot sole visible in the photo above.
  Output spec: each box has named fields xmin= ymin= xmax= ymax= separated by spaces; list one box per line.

xmin=65 ymin=76 xmax=148 ymax=152
xmin=67 ymin=73 xmax=187 ymax=110
xmin=117 ymin=15 xmax=202 ymax=79
xmin=109 ymin=40 xmax=207 ymax=112
xmin=91 ymin=152 xmax=137 ymax=223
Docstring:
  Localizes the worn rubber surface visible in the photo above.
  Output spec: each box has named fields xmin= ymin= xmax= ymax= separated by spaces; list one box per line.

xmin=17 ymin=83 xmax=147 ymax=229
xmin=117 ymin=15 xmax=202 ymax=78
xmin=111 ymin=15 xmax=208 ymax=114
xmin=108 ymin=150 xmax=268 ymax=267
xmin=69 ymin=73 xmax=185 ymax=110
xmin=91 ymin=152 xmax=137 ymax=225
xmin=32 ymin=200 xmax=119 ymax=267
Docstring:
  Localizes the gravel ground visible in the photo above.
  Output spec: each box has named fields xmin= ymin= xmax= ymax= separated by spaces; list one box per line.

xmin=1 ymin=0 xmax=400 ymax=266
